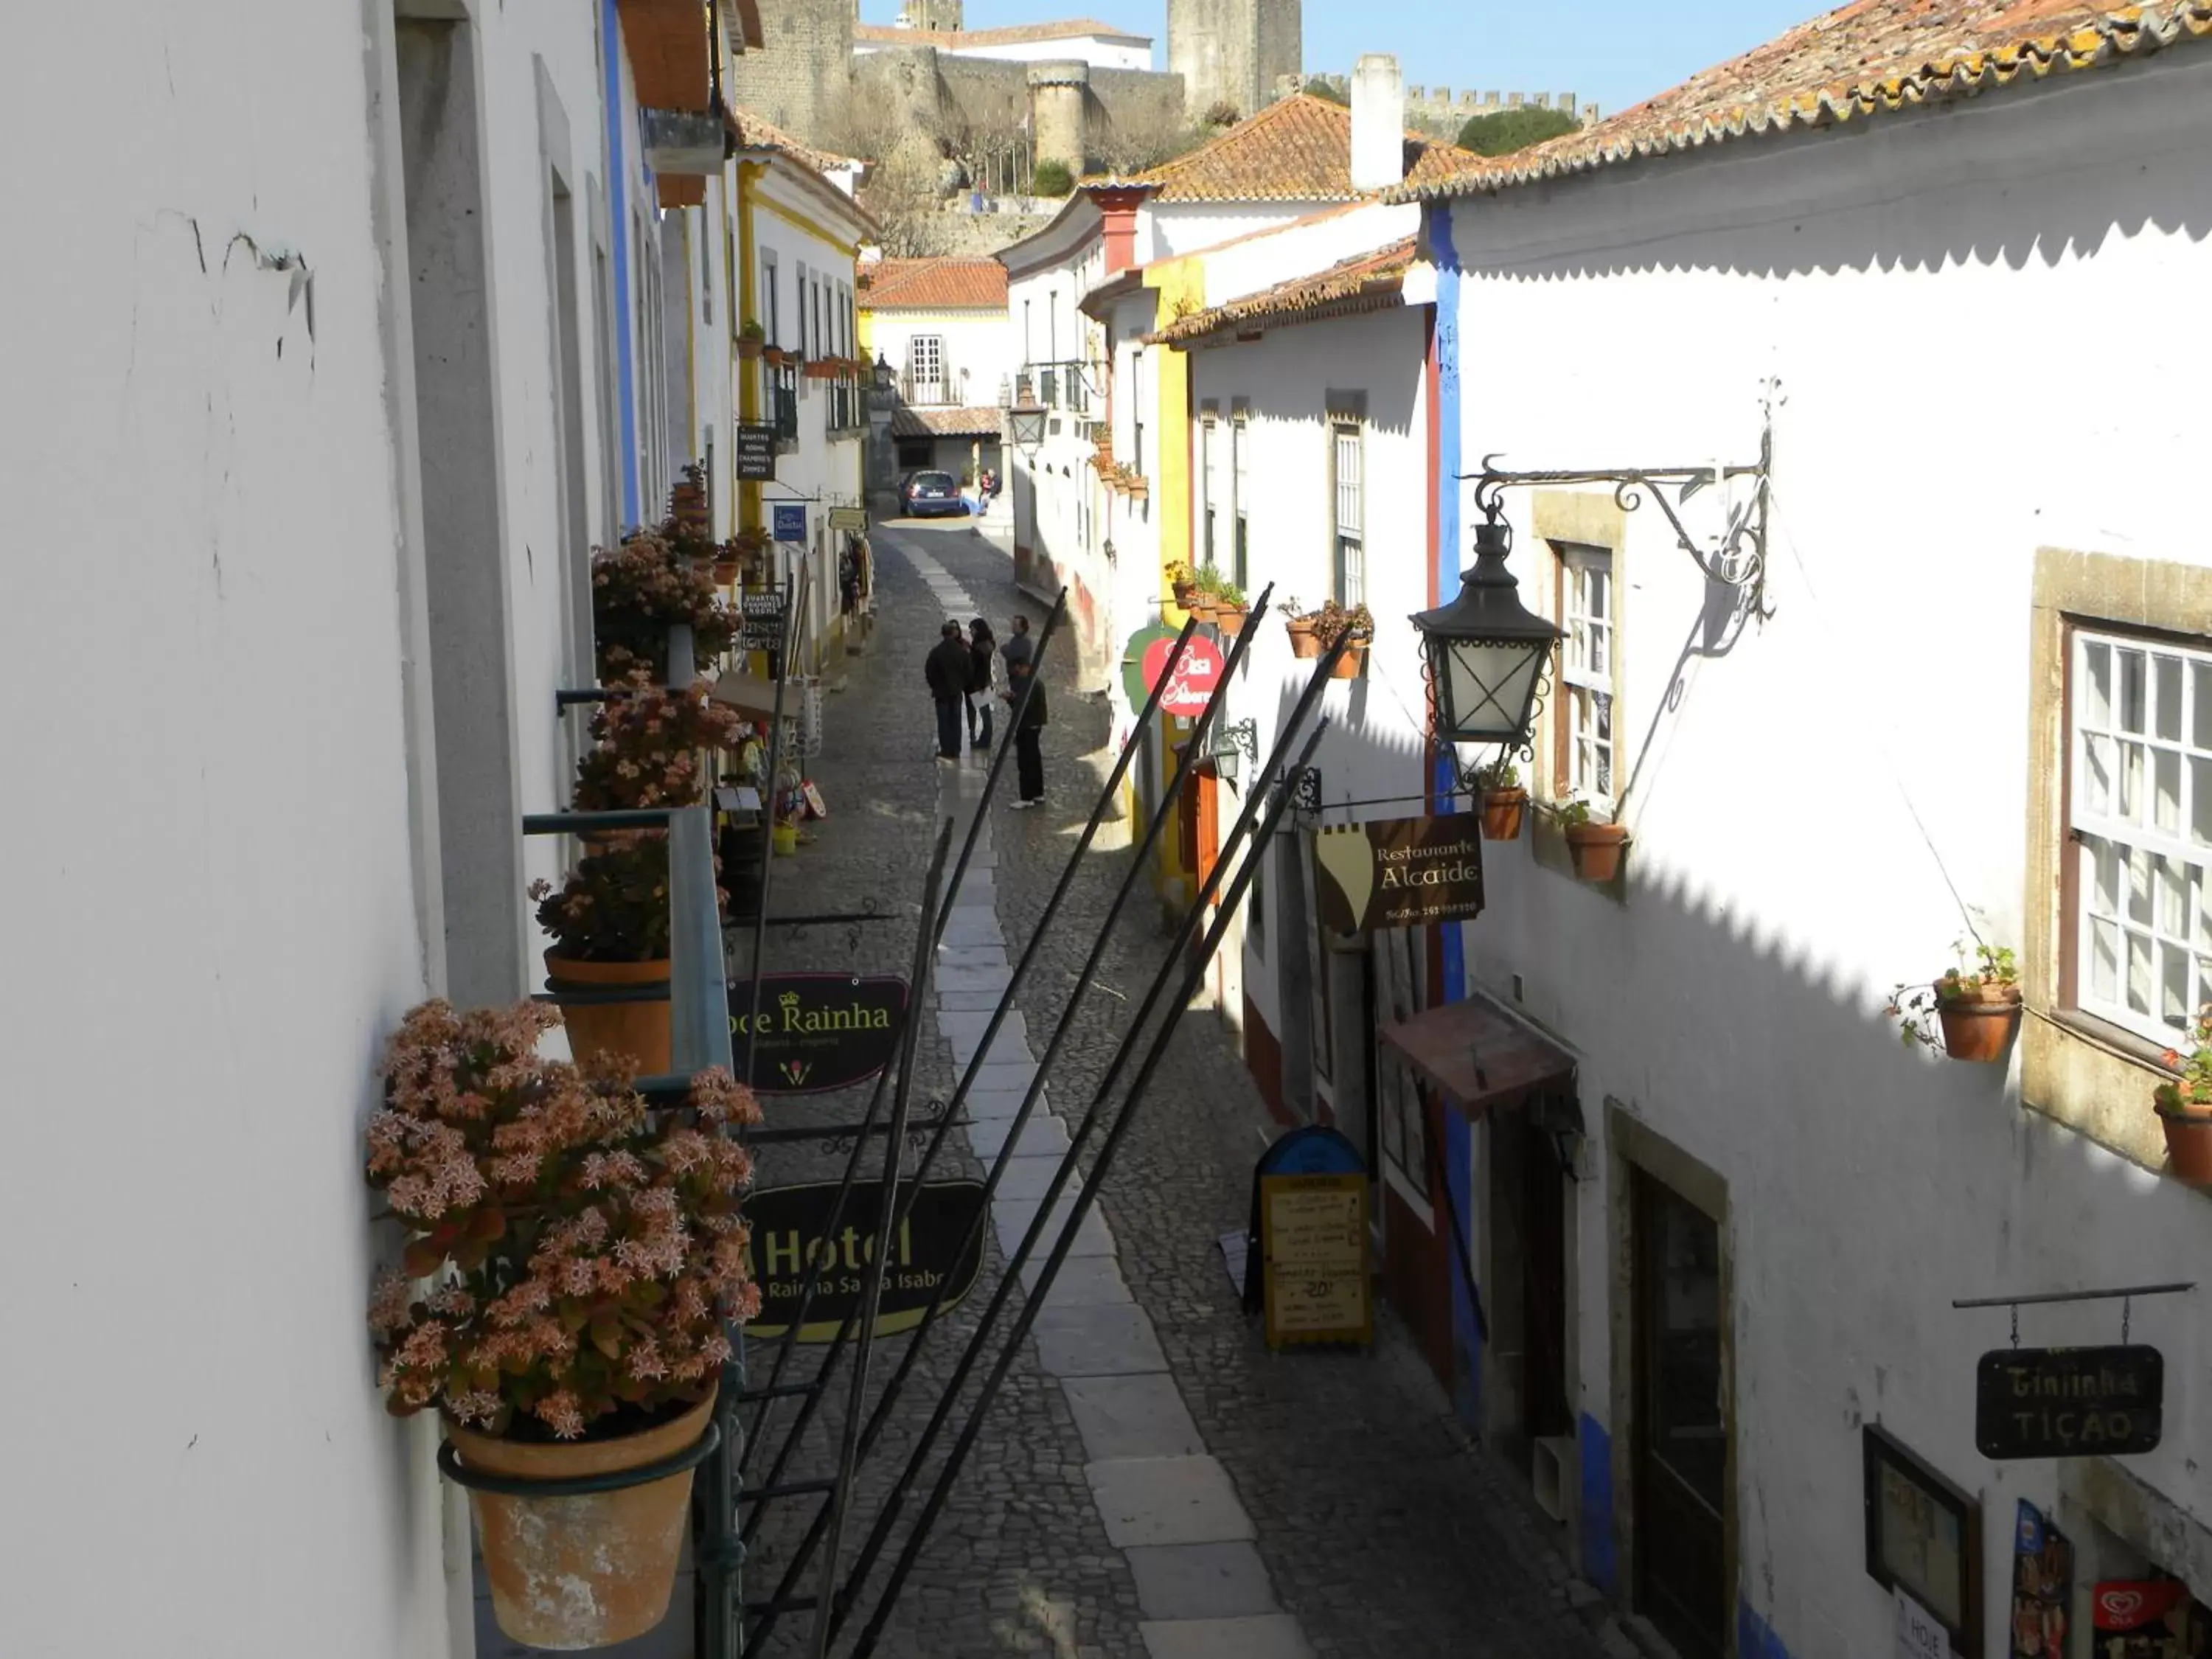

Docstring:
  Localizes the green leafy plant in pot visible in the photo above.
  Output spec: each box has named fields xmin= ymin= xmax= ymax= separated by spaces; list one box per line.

xmin=1473 ymin=753 xmax=1526 ymax=841
xmin=532 ymin=840 xmax=678 ymax=1076
xmin=1888 ymin=940 xmax=2020 ymax=1063
xmin=1213 ymin=579 xmax=1251 ymax=638
xmin=2154 ymin=1006 xmax=2212 ymax=1184
xmin=367 ymin=999 xmax=762 ymax=1649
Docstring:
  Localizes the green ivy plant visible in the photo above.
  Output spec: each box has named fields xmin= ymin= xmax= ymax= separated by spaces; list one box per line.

xmin=1473 ymin=753 xmax=1520 ymax=793
xmin=1887 ymin=939 xmax=2021 ymax=1048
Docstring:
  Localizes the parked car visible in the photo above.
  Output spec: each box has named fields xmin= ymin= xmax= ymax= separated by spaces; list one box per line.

xmin=899 ymin=470 xmax=968 ymax=519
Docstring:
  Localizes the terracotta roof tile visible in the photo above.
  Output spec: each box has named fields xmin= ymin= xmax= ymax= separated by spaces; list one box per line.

xmin=890 ymin=406 xmax=1004 ymax=439
xmin=1105 ymin=94 xmax=1479 ymax=204
xmin=1392 ymin=0 xmax=2212 ymax=201
xmin=1147 ymin=237 xmax=1417 ymax=346
xmin=853 ymin=18 xmax=1146 ymax=47
xmin=726 ymin=107 xmax=857 ymax=175
xmin=861 ymin=257 xmax=1009 ymax=311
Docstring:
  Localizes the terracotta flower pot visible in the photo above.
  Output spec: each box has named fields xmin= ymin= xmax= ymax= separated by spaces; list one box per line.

xmin=1481 ymin=787 xmax=1527 ymax=841
xmin=546 ymin=951 xmax=672 ymax=1074
xmin=1933 ymin=983 xmax=2022 ymax=1063
xmin=712 ymin=559 xmax=740 ymax=587
xmin=448 ymin=1391 xmax=717 ymax=1650
xmin=1287 ymin=619 xmax=1322 ymax=660
xmin=1329 ymin=639 xmax=1368 ymax=680
xmin=1565 ymin=821 xmax=1630 ymax=882
xmin=1171 ymin=580 xmax=1197 ymax=608
xmin=2157 ymin=1102 xmax=2212 ymax=1184
xmin=1188 ymin=597 xmax=1220 ymax=624
xmin=1214 ymin=605 xmax=1248 ymax=638
xmin=737 ymin=338 xmax=763 ymax=360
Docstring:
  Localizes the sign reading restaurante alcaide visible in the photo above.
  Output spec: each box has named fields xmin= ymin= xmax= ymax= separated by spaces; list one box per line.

xmin=1312 ymin=815 xmax=1485 ymax=936
xmin=726 ymin=973 xmax=906 ymax=1093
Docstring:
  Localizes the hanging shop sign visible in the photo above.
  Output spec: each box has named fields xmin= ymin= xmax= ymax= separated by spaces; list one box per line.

xmin=1974 ymin=1345 xmax=2163 ymax=1460
xmin=726 ymin=973 xmax=908 ymax=1093
xmin=1311 ymin=815 xmax=1486 ymax=936
xmin=734 ymin=423 xmax=778 ymax=481
xmin=773 ymin=503 xmax=808 ymax=543
xmin=1258 ymin=1171 xmax=1371 ymax=1351
xmin=1119 ymin=622 xmax=1226 ymax=720
xmin=743 ymin=1178 xmax=986 ymax=1342
xmin=2010 ymin=1500 xmax=2072 ymax=1659
xmin=2093 ymin=1579 xmax=2201 ymax=1655
xmin=828 ymin=507 xmax=869 ymax=532
xmin=738 ymin=588 xmax=787 ymax=652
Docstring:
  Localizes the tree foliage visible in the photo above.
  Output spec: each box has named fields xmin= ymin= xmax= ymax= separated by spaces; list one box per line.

xmin=1455 ymin=105 xmax=1580 ymax=157
xmin=1032 ymin=159 xmax=1075 ymax=198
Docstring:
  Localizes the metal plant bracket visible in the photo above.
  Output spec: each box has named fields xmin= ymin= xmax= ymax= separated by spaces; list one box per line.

xmin=1458 ymin=415 xmax=1775 ymax=620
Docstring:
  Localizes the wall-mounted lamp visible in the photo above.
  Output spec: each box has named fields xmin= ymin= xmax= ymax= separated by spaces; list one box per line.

xmin=1209 ymin=717 xmax=1259 ymax=786
xmin=1410 ymin=487 xmax=1561 ymax=753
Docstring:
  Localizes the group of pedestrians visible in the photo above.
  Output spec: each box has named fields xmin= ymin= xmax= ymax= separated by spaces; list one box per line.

xmin=925 ymin=613 xmax=1046 ymax=807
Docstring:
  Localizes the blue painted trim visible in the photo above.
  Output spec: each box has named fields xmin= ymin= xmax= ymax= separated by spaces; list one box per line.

xmin=1737 ymin=1599 xmax=1794 ymax=1659
xmin=1579 ymin=1413 xmax=1618 ymax=1592
xmin=605 ymin=0 xmax=639 ymax=529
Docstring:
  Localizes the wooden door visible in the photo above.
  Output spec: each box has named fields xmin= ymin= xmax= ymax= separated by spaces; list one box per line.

xmin=1632 ymin=1168 xmax=1728 ymax=1659
xmin=1519 ymin=1110 xmax=1571 ymax=1441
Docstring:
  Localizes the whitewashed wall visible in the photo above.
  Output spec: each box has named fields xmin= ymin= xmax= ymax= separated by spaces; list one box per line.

xmin=867 ymin=310 xmax=1018 ymax=408
xmin=0 ymin=0 xmax=633 ymax=1652
xmin=1444 ymin=50 xmax=2212 ymax=1658
xmin=1148 ymin=200 xmax=1336 ymax=262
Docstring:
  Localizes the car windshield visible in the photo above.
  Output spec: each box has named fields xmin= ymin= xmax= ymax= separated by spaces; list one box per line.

xmin=911 ymin=473 xmax=956 ymax=490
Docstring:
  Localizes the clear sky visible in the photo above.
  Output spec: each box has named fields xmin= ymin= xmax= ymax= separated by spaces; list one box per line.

xmin=859 ymin=0 xmax=1829 ymax=119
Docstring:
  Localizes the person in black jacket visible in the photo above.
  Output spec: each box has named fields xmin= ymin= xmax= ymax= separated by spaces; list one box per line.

xmin=1005 ymin=649 xmax=1048 ymax=807
xmin=966 ymin=617 xmax=998 ymax=751
xmin=924 ymin=619 xmax=970 ymax=763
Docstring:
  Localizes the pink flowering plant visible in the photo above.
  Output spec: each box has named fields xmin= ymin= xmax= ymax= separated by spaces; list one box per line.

xmin=573 ymin=676 xmax=746 ymax=814
xmin=366 ymin=999 xmax=764 ymax=1441
xmin=591 ymin=535 xmax=740 ymax=681
xmin=2156 ymin=1005 xmax=2212 ymax=1114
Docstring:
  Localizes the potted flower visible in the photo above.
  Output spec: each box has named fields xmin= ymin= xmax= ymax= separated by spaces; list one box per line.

xmin=1557 ymin=796 xmax=1629 ymax=882
xmin=668 ymin=462 xmax=709 ymax=539
xmin=592 ymin=535 xmax=740 ymax=684
xmin=1214 ymin=580 xmax=1251 ymax=638
xmin=366 ymin=998 xmax=761 ymax=1649
xmin=1187 ymin=564 xmax=1224 ymax=625
xmin=1312 ymin=602 xmax=1374 ymax=679
xmin=574 ymin=678 xmax=745 ymax=830
xmin=1284 ymin=598 xmax=1322 ymax=659
xmin=762 ymin=341 xmax=787 ymax=367
xmin=737 ymin=319 xmax=765 ymax=361
xmin=2154 ymin=1006 xmax=2212 ymax=1184
xmin=1167 ymin=560 xmax=1197 ymax=609
xmin=1887 ymin=941 xmax=2022 ymax=1062
xmin=1473 ymin=754 xmax=1527 ymax=840
xmin=532 ymin=838 xmax=677 ymax=1074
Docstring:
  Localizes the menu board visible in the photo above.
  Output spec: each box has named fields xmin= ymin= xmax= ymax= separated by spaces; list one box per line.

xmin=2011 ymin=1501 xmax=2071 ymax=1658
xmin=1259 ymin=1173 xmax=1371 ymax=1349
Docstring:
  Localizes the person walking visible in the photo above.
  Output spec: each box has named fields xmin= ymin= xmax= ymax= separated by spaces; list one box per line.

xmin=1004 ymin=647 xmax=1047 ymax=808
xmin=925 ymin=619 xmax=970 ymax=763
xmin=966 ymin=617 xmax=998 ymax=753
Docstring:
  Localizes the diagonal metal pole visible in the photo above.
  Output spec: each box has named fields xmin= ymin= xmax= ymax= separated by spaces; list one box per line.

xmin=806 ymin=815 xmax=950 ymax=1659
xmin=746 ymin=596 xmax=1274 ymax=1645
xmin=832 ymin=639 xmax=1345 ymax=1638
xmin=741 ymin=564 xmax=807 ymax=1088
xmin=846 ymin=707 xmax=1335 ymax=1656
xmin=739 ymin=587 xmax=1065 ymax=1503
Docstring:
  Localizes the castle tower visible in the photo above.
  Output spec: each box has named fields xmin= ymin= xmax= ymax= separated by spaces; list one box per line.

xmin=1027 ymin=61 xmax=1091 ymax=173
xmin=898 ymin=0 xmax=963 ymax=29
xmin=1168 ymin=0 xmax=1300 ymax=124
xmin=723 ymin=0 xmax=855 ymax=148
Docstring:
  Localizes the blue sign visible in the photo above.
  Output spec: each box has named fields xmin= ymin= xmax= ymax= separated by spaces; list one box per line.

xmin=773 ymin=503 xmax=807 ymax=544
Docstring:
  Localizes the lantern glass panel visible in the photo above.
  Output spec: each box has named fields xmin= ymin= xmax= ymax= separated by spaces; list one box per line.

xmin=1441 ymin=636 xmax=1549 ymax=744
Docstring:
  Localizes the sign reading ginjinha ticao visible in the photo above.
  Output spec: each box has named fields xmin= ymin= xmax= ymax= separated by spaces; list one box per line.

xmin=1259 ymin=1172 xmax=1371 ymax=1350
xmin=745 ymin=1179 xmax=986 ymax=1342
xmin=727 ymin=973 xmax=906 ymax=1093
xmin=1974 ymin=1344 xmax=2163 ymax=1459
xmin=1311 ymin=814 xmax=1485 ymax=936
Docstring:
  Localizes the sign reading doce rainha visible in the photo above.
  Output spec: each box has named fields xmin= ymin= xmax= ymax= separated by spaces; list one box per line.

xmin=727 ymin=973 xmax=907 ymax=1093
xmin=1973 ymin=1344 xmax=2163 ymax=1460
xmin=1259 ymin=1172 xmax=1371 ymax=1350
xmin=1312 ymin=815 xmax=1486 ymax=936
xmin=744 ymin=1179 xmax=986 ymax=1342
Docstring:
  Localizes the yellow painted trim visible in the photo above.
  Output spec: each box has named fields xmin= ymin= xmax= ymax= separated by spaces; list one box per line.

xmin=737 ymin=161 xmax=764 ymax=532
xmin=754 ymin=188 xmax=859 ymax=258
xmin=1140 ymin=255 xmax=1206 ymax=886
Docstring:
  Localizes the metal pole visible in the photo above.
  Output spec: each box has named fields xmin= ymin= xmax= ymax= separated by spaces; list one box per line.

xmin=807 ymin=817 xmax=950 ymax=1659
xmin=832 ymin=642 xmax=1345 ymax=1635
xmin=745 ymin=600 xmax=1265 ymax=1646
xmin=1952 ymin=1282 xmax=2196 ymax=1310
xmin=742 ymin=566 xmax=806 ymax=1087
xmin=848 ymin=712 xmax=1333 ymax=1656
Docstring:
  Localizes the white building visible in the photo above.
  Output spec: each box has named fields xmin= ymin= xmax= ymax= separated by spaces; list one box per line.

xmin=860 ymin=255 xmax=1015 ymax=484
xmin=1389 ymin=4 xmax=2212 ymax=1655
xmin=855 ymin=17 xmax=1155 ymax=74
xmin=1 ymin=2 xmax=764 ymax=1651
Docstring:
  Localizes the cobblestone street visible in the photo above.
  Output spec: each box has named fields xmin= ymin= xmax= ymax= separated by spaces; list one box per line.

xmin=737 ymin=515 xmax=1624 ymax=1659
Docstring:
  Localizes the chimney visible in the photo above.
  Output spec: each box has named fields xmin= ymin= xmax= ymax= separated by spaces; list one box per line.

xmin=1349 ymin=53 xmax=1405 ymax=192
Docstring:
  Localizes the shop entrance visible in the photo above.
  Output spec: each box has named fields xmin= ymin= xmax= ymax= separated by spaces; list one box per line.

xmin=1631 ymin=1166 xmax=1728 ymax=1659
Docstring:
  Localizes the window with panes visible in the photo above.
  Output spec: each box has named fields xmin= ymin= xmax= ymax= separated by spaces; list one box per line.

xmin=2069 ymin=628 xmax=2212 ymax=1046
xmin=1331 ymin=422 xmax=1364 ymax=608
xmin=1558 ymin=545 xmax=1615 ymax=810
xmin=1200 ymin=414 xmax=1218 ymax=571
xmin=1231 ymin=411 xmax=1250 ymax=593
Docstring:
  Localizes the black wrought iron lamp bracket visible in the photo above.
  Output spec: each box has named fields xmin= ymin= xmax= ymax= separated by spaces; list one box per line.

xmin=1456 ymin=416 xmax=1775 ymax=622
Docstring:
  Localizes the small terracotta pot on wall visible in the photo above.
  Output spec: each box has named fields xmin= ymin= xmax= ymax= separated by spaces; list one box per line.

xmin=546 ymin=952 xmax=672 ymax=1075
xmin=1214 ymin=605 xmax=1248 ymax=638
xmin=1481 ymin=787 xmax=1527 ymax=841
xmin=2157 ymin=1103 xmax=2212 ymax=1184
xmin=1565 ymin=821 xmax=1630 ymax=882
xmin=1171 ymin=580 xmax=1197 ymax=608
xmin=1934 ymin=983 xmax=2022 ymax=1063
xmin=1287 ymin=619 xmax=1321 ymax=659
xmin=1328 ymin=639 xmax=1368 ymax=680
xmin=448 ymin=1391 xmax=717 ymax=1650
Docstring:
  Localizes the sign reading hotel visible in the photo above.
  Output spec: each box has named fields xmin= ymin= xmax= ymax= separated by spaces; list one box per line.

xmin=1973 ymin=1344 xmax=2163 ymax=1460
xmin=726 ymin=973 xmax=907 ymax=1093
xmin=1259 ymin=1172 xmax=1371 ymax=1350
xmin=744 ymin=1179 xmax=986 ymax=1342
xmin=1120 ymin=622 xmax=1226 ymax=719
xmin=1312 ymin=815 xmax=1486 ymax=936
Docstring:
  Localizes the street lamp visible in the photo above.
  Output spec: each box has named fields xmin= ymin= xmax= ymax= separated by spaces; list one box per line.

xmin=873 ymin=353 xmax=897 ymax=394
xmin=1005 ymin=394 xmax=1047 ymax=456
xmin=1409 ymin=491 xmax=1562 ymax=751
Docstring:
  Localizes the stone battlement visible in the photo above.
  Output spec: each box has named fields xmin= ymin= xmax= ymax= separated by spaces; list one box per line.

xmin=1279 ymin=72 xmax=1599 ymax=129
